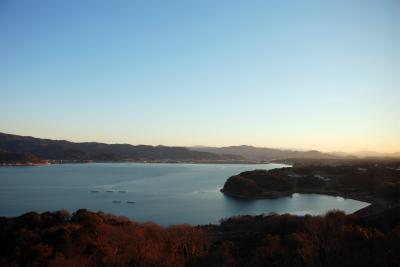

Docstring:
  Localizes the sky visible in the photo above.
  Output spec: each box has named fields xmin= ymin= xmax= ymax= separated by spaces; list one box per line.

xmin=0 ymin=0 xmax=399 ymax=153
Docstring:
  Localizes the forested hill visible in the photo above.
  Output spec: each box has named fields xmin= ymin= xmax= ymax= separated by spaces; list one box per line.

xmin=0 ymin=132 xmax=241 ymax=162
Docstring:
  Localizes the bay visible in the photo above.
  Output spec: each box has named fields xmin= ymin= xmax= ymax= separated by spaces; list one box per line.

xmin=0 ymin=163 xmax=369 ymax=225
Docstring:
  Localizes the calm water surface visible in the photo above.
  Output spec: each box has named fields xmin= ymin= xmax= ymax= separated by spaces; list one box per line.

xmin=0 ymin=163 xmax=369 ymax=225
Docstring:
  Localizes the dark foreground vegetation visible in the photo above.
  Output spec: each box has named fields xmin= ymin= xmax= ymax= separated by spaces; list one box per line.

xmin=1 ymin=208 xmax=400 ymax=267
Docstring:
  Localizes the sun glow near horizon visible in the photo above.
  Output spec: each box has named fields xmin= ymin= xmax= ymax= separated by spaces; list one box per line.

xmin=1 ymin=128 xmax=399 ymax=154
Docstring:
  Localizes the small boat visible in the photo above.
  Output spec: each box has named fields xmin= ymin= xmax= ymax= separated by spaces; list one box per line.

xmin=106 ymin=190 xmax=114 ymax=193
xmin=90 ymin=190 xmax=99 ymax=193
xmin=126 ymin=201 xmax=136 ymax=204
xmin=112 ymin=200 xmax=122 ymax=203
xmin=118 ymin=190 xmax=127 ymax=193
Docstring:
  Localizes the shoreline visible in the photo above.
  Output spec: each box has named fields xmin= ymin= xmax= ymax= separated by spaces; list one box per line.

xmin=220 ymin=188 xmax=381 ymax=205
xmin=220 ymin=188 xmax=400 ymax=218
xmin=0 ymin=161 xmax=290 ymax=167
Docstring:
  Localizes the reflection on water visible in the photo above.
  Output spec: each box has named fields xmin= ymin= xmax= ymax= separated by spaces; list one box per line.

xmin=0 ymin=163 xmax=369 ymax=225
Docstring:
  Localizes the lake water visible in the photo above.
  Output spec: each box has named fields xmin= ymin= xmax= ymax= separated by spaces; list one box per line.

xmin=0 ymin=163 xmax=369 ymax=225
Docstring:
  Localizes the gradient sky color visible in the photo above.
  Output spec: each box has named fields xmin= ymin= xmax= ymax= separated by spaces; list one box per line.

xmin=0 ymin=0 xmax=399 ymax=152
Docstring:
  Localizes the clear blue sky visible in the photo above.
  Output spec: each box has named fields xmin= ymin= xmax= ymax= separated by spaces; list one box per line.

xmin=0 ymin=0 xmax=399 ymax=152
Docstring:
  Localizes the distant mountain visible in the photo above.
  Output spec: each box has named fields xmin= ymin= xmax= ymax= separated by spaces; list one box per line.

xmin=0 ymin=132 xmax=241 ymax=162
xmin=189 ymin=145 xmax=336 ymax=161
xmin=353 ymin=151 xmax=400 ymax=158
xmin=4 ymin=132 xmax=394 ymax=163
xmin=330 ymin=150 xmax=400 ymax=159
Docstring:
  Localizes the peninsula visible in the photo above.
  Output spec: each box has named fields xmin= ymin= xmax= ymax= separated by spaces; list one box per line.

xmin=221 ymin=159 xmax=400 ymax=205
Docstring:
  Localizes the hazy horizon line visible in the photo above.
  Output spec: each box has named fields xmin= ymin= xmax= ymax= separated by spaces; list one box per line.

xmin=2 ymin=131 xmax=399 ymax=155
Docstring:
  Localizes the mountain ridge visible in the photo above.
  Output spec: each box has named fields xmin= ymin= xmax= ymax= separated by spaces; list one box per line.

xmin=0 ymin=132 xmax=241 ymax=162
xmin=2 ymin=132 xmax=398 ymax=163
xmin=188 ymin=145 xmax=338 ymax=161
xmin=190 ymin=146 xmax=400 ymax=161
